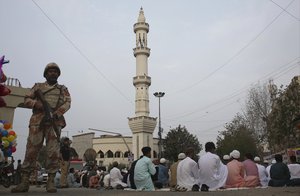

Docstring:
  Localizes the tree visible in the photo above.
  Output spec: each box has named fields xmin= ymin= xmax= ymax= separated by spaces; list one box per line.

xmin=163 ymin=125 xmax=202 ymax=162
xmin=216 ymin=114 xmax=261 ymax=159
xmin=267 ymin=76 xmax=300 ymax=152
xmin=244 ymin=82 xmax=272 ymax=143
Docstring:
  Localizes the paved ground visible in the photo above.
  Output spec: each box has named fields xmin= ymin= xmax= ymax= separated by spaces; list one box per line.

xmin=1 ymin=186 xmax=300 ymax=196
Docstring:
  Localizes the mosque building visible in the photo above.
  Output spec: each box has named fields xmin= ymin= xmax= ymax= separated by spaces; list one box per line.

xmin=71 ymin=8 xmax=160 ymax=168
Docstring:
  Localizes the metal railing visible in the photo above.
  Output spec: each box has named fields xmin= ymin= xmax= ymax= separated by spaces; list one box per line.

xmin=4 ymin=77 xmax=22 ymax=87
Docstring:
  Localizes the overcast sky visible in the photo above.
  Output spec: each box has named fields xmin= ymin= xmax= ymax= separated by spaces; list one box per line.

xmin=1 ymin=0 xmax=299 ymax=161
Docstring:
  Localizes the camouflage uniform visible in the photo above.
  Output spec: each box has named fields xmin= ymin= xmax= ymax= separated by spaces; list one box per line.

xmin=11 ymin=63 xmax=71 ymax=193
xmin=22 ymin=82 xmax=71 ymax=174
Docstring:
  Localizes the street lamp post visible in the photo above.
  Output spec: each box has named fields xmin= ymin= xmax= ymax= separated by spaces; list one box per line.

xmin=154 ymin=92 xmax=165 ymax=158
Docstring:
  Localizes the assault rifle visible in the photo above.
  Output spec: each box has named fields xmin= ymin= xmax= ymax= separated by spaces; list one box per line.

xmin=35 ymin=89 xmax=60 ymax=142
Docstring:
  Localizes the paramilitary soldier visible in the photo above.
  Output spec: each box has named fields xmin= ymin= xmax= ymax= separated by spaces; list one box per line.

xmin=11 ymin=62 xmax=71 ymax=193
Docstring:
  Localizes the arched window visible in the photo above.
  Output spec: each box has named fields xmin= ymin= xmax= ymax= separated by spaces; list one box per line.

xmin=106 ymin=150 xmax=113 ymax=158
xmin=115 ymin=151 xmax=122 ymax=158
xmin=98 ymin=150 xmax=104 ymax=158
xmin=124 ymin=151 xmax=130 ymax=158
xmin=153 ymin=150 xmax=157 ymax=158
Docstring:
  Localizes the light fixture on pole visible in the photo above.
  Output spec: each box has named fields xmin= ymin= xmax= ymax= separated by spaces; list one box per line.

xmin=153 ymin=91 xmax=165 ymax=158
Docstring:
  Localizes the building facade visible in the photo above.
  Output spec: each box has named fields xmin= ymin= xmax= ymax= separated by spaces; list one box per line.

xmin=72 ymin=133 xmax=159 ymax=168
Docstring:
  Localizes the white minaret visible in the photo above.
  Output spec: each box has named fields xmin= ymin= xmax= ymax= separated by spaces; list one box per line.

xmin=128 ymin=8 xmax=157 ymax=160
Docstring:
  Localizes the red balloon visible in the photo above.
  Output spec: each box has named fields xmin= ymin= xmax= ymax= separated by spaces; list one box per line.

xmin=11 ymin=146 xmax=16 ymax=153
xmin=8 ymin=130 xmax=16 ymax=136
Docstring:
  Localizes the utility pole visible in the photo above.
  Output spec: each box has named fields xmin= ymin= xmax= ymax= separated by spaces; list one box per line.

xmin=154 ymin=92 xmax=165 ymax=158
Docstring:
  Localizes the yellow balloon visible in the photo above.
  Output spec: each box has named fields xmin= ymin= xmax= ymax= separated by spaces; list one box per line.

xmin=8 ymin=135 xmax=15 ymax=142
xmin=2 ymin=140 xmax=9 ymax=148
xmin=1 ymin=136 xmax=8 ymax=141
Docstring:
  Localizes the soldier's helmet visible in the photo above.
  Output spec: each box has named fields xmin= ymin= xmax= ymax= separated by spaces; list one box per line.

xmin=43 ymin=62 xmax=61 ymax=77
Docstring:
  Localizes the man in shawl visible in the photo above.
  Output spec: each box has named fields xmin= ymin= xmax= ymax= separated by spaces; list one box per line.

xmin=243 ymin=153 xmax=260 ymax=187
xmin=157 ymin=158 xmax=169 ymax=187
xmin=225 ymin=150 xmax=246 ymax=188
xmin=198 ymin=142 xmax=228 ymax=191
xmin=134 ymin=146 xmax=156 ymax=191
xmin=176 ymin=147 xmax=199 ymax=191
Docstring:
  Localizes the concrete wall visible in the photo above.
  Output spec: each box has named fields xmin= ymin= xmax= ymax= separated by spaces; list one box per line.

xmin=0 ymin=86 xmax=30 ymax=122
xmin=72 ymin=132 xmax=95 ymax=160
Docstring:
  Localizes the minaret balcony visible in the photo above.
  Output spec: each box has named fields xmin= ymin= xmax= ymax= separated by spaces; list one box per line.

xmin=133 ymin=47 xmax=150 ymax=57
xmin=133 ymin=75 xmax=151 ymax=86
xmin=128 ymin=116 xmax=157 ymax=134
xmin=134 ymin=22 xmax=149 ymax=33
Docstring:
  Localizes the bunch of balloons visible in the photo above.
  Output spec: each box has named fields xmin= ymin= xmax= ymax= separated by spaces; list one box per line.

xmin=0 ymin=120 xmax=17 ymax=157
xmin=0 ymin=55 xmax=11 ymax=107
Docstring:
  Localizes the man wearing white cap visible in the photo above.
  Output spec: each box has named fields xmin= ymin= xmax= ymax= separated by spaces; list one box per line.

xmin=225 ymin=150 xmax=246 ymax=188
xmin=157 ymin=158 xmax=169 ymax=187
xmin=177 ymin=147 xmax=199 ymax=191
xmin=198 ymin=142 xmax=228 ymax=191
xmin=223 ymin=155 xmax=230 ymax=165
xmin=254 ymin=156 xmax=268 ymax=187
xmin=170 ymin=153 xmax=186 ymax=188
xmin=110 ymin=161 xmax=128 ymax=189
xmin=266 ymin=159 xmax=276 ymax=181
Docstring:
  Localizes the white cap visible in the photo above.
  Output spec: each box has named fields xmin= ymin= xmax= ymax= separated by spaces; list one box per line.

xmin=178 ymin=153 xmax=186 ymax=160
xmin=96 ymin=170 xmax=101 ymax=176
xmin=160 ymin=158 xmax=166 ymax=164
xmin=121 ymin=168 xmax=128 ymax=173
xmin=223 ymin=155 xmax=230 ymax=160
xmin=254 ymin=156 xmax=261 ymax=162
xmin=271 ymin=159 xmax=276 ymax=164
xmin=230 ymin=150 xmax=240 ymax=159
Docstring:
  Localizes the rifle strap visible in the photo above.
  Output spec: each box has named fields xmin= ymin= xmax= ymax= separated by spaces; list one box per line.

xmin=40 ymin=84 xmax=64 ymax=111
xmin=42 ymin=84 xmax=58 ymax=95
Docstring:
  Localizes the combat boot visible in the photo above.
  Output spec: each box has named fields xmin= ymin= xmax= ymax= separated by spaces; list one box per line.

xmin=11 ymin=171 xmax=30 ymax=193
xmin=46 ymin=173 xmax=57 ymax=193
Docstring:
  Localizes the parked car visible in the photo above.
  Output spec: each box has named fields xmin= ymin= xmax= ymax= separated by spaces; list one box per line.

xmin=39 ymin=168 xmax=48 ymax=184
xmin=70 ymin=159 xmax=85 ymax=171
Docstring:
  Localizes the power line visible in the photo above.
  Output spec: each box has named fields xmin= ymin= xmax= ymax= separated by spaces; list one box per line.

xmin=165 ymin=57 xmax=299 ymax=120
xmin=31 ymin=0 xmax=133 ymax=105
xmin=258 ymin=57 xmax=299 ymax=80
xmin=184 ymin=100 xmax=240 ymax=123
xmin=169 ymin=0 xmax=296 ymax=95
xmin=162 ymin=64 xmax=299 ymax=138
xmin=197 ymin=123 xmax=226 ymax=135
xmin=273 ymin=62 xmax=300 ymax=80
xmin=157 ymin=57 xmax=298 ymax=129
xmin=269 ymin=0 xmax=300 ymax=21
